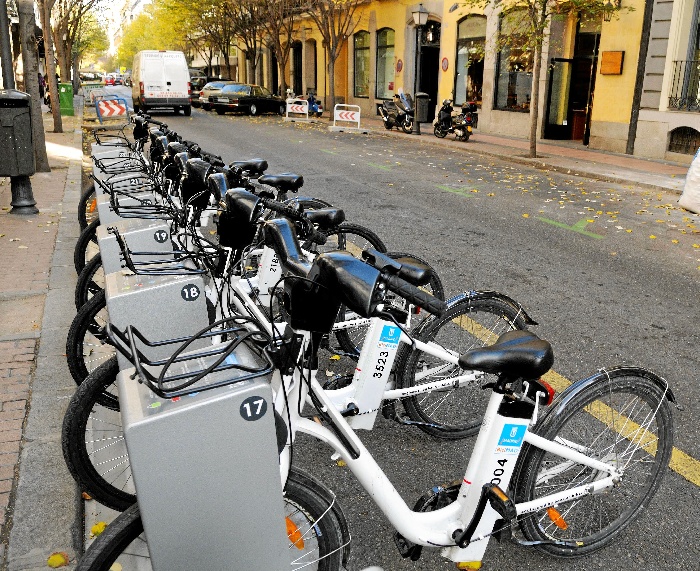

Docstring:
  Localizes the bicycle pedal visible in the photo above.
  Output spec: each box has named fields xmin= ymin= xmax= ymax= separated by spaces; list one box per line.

xmin=486 ymin=485 xmax=516 ymax=521
xmin=393 ymin=531 xmax=422 ymax=561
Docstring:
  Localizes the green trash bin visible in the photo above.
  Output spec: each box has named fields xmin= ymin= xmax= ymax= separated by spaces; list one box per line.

xmin=59 ymin=83 xmax=74 ymax=116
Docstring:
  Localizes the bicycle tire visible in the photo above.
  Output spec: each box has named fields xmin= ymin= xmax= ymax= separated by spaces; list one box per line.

xmin=66 ymin=290 xmax=114 ymax=385
xmin=74 ymin=218 xmax=100 ymax=274
xmin=61 ymin=355 xmax=133 ymax=511
xmin=75 ymin=468 xmax=347 ymax=571
xmin=334 ymin=251 xmax=444 ymax=358
xmin=513 ymin=366 xmax=673 ymax=557
xmin=75 ymin=253 xmax=104 ymax=310
xmin=78 ymin=184 xmax=99 ymax=231
xmin=397 ymin=295 xmax=529 ymax=439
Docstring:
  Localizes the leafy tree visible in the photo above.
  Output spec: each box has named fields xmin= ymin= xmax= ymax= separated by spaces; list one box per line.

xmin=454 ymin=0 xmax=619 ymax=158
xmin=37 ymin=0 xmax=61 ymax=132
xmin=302 ymin=0 xmax=363 ymax=111
xmin=258 ymin=0 xmax=299 ymax=94
xmin=116 ymin=2 xmax=186 ymax=69
xmin=72 ymin=11 xmax=108 ymax=72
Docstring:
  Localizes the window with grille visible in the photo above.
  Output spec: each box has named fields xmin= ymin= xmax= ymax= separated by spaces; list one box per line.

xmin=668 ymin=126 xmax=700 ymax=154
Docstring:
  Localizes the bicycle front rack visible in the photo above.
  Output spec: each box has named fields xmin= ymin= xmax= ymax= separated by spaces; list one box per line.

xmin=107 ymin=316 xmax=274 ymax=398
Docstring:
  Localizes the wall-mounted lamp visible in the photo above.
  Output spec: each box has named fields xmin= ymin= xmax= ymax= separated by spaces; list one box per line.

xmin=449 ymin=2 xmax=460 ymax=12
xmin=412 ymin=3 xmax=429 ymax=27
xmin=603 ymin=0 xmax=622 ymax=22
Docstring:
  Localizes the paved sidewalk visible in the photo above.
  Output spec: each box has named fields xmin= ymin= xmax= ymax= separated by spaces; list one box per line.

xmin=359 ymin=115 xmax=688 ymax=195
xmin=0 ymin=100 xmax=694 ymax=570
xmin=0 ymin=110 xmax=83 ymax=570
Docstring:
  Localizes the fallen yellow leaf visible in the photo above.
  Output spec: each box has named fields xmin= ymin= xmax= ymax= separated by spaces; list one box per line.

xmin=90 ymin=521 xmax=107 ymax=537
xmin=522 ymin=214 xmax=530 ymax=218
xmin=329 ymin=355 xmax=341 ymax=361
xmin=649 ymin=235 xmax=657 ymax=239
xmin=47 ymin=552 xmax=70 ymax=568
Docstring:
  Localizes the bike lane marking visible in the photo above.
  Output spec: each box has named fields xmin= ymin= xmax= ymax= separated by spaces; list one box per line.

xmin=456 ymin=316 xmax=700 ymax=488
xmin=435 ymin=184 xmax=478 ymax=197
xmin=537 ymin=217 xmax=605 ymax=239
xmin=367 ymin=162 xmax=392 ymax=171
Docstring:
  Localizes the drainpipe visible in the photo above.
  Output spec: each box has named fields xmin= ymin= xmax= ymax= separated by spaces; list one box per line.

xmin=626 ymin=0 xmax=655 ymax=155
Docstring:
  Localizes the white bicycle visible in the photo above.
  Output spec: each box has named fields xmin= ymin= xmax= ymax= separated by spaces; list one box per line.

xmin=75 ymin=245 xmax=674 ymax=570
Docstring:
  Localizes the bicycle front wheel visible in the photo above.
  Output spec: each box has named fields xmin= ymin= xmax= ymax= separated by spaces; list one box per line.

xmin=66 ymin=290 xmax=114 ymax=385
xmin=78 ymin=184 xmax=99 ymax=230
xmin=398 ymin=295 xmax=529 ymax=439
xmin=76 ymin=468 xmax=347 ymax=571
xmin=75 ymin=253 xmax=105 ymax=309
xmin=513 ymin=367 xmax=673 ymax=557
xmin=62 ymin=355 xmax=133 ymax=511
xmin=74 ymin=218 xmax=100 ymax=274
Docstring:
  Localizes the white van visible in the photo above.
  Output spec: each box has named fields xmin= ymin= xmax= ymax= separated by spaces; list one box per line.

xmin=132 ymin=50 xmax=191 ymax=115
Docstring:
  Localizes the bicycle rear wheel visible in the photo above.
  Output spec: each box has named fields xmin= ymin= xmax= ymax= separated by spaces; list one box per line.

xmin=75 ymin=468 xmax=347 ymax=571
xmin=397 ymin=295 xmax=529 ymax=439
xmin=513 ymin=367 xmax=673 ymax=557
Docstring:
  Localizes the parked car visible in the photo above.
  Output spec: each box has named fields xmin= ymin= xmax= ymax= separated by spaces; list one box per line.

xmin=197 ymin=80 xmax=236 ymax=110
xmin=212 ymin=84 xmax=285 ymax=116
xmin=103 ymin=75 xmax=115 ymax=86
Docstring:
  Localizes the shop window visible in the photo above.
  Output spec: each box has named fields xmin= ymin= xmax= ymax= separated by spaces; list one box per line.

xmin=376 ymin=28 xmax=395 ymax=99
xmin=668 ymin=126 xmax=700 ymax=154
xmin=354 ymin=31 xmax=370 ymax=98
xmin=455 ymin=16 xmax=486 ymax=106
xmin=494 ymin=10 xmax=533 ymax=112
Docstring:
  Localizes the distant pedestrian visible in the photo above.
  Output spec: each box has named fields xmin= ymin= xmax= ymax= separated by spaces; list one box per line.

xmin=38 ymin=73 xmax=45 ymax=98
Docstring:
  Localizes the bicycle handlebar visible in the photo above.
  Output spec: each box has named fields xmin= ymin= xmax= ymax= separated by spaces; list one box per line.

xmin=383 ymin=274 xmax=446 ymax=316
xmin=258 ymin=197 xmax=327 ymax=245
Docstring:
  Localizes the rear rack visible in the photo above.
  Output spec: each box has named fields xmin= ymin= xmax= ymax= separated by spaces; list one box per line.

xmin=107 ymin=317 xmax=274 ymax=398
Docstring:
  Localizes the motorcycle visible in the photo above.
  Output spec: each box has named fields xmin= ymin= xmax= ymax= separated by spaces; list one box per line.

xmin=378 ymin=93 xmax=414 ymax=134
xmin=433 ymin=100 xmax=477 ymax=142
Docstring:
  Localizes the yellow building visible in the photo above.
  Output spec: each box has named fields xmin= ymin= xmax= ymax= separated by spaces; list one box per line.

xmin=230 ymin=0 xmax=699 ymax=163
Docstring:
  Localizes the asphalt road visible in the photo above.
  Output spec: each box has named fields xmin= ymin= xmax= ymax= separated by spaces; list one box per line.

xmin=152 ymin=106 xmax=698 ymax=571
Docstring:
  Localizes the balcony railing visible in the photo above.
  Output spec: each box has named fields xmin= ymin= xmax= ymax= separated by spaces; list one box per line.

xmin=668 ymin=60 xmax=700 ymax=111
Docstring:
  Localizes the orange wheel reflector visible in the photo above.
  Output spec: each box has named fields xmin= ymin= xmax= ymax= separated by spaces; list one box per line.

xmin=286 ymin=516 xmax=305 ymax=549
xmin=547 ymin=507 xmax=568 ymax=530
xmin=88 ymin=198 xmax=97 ymax=213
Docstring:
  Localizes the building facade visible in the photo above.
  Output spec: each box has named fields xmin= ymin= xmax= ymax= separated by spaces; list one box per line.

xmin=234 ymin=0 xmax=698 ymax=163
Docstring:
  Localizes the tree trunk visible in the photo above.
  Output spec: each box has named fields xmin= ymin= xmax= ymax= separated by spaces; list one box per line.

xmin=327 ymin=52 xmax=335 ymax=114
xmin=528 ymin=42 xmax=542 ymax=159
xmin=72 ymin=52 xmax=80 ymax=93
xmin=17 ymin=0 xmax=50 ymax=172
xmin=38 ymin=0 xmax=63 ymax=133
xmin=53 ymin=28 xmax=70 ymax=81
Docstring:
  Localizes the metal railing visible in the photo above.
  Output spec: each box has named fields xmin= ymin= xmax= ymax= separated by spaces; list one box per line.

xmin=668 ymin=60 xmax=700 ymax=111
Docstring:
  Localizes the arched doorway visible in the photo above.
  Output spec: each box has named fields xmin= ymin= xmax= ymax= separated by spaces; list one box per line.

xmin=418 ymin=20 xmax=441 ymax=122
xmin=292 ymin=41 xmax=303 ymax=95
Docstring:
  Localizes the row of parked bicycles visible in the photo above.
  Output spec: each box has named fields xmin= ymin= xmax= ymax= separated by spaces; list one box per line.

xmin=62 ymin=112 xmax=676 ymax=570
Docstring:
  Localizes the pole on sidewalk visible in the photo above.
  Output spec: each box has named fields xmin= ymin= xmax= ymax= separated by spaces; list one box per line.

xmin=1 ymin=0 xmax=39 ymax=215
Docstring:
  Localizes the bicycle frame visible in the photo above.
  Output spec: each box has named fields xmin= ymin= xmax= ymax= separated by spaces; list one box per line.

xmin=274 ymin=331 xmax=623 ymax=565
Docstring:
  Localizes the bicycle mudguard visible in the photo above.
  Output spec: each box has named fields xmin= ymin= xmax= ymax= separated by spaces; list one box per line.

xmin=408 ymin=291 xmax=537 ymax=340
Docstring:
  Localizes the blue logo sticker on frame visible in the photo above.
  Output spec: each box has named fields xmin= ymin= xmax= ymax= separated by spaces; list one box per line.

xmin=498 ymin=424 xmax=527 ymax=447
xmin=379 ymin=325 xmax=401 ymax=346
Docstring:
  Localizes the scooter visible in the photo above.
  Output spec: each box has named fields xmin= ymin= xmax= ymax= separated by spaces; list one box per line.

xmin=378 ymin=93 xmax=414 ymax=134
xmin=433 ymin=100 xmax=476 ymax=142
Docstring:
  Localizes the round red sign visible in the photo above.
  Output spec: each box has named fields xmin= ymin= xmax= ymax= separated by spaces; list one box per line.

xmin=441 ymin=57 xmax=449 ymax=72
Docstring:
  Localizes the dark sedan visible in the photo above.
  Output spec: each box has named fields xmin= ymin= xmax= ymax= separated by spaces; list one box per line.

xmin=212 ymin=84 xmax=285 ymax=116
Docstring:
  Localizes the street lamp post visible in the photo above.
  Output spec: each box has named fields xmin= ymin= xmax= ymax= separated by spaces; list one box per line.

xmin=412 ymin=3 xmax=429 ymax=135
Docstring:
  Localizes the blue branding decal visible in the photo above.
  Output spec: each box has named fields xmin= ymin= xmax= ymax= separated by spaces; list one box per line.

xmin=498 ymin=424 xmax=527 ymax=447
xmin=379 ymin=325 xmax=401 ymax=346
